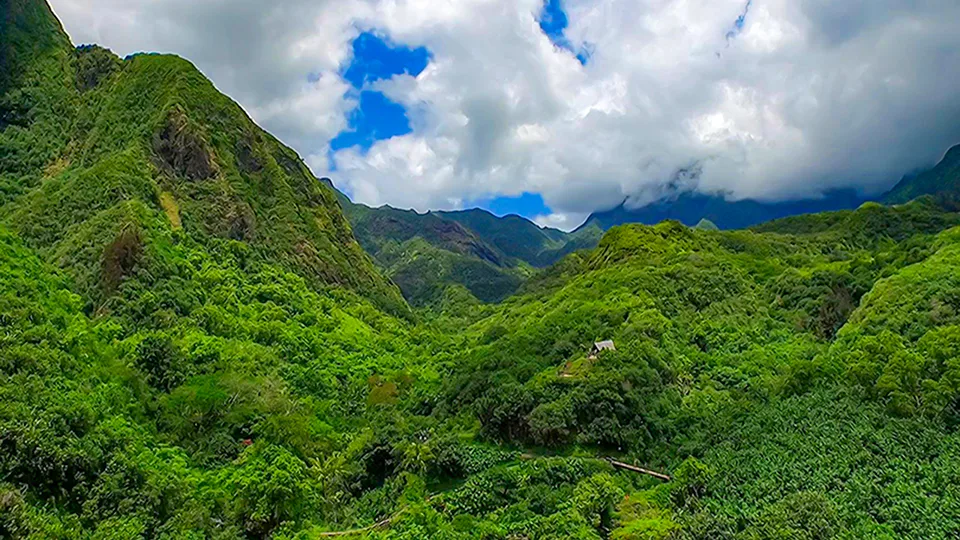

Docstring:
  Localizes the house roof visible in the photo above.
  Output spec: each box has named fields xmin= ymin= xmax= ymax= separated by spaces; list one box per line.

xmin=593 ymin=340 xmax=616 ymax=351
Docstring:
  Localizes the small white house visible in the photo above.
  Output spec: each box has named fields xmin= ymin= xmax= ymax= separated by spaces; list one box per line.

xmin=589 ymin=340 xmax=616 ymax=359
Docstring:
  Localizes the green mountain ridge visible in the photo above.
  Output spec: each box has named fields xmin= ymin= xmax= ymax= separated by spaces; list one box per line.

xmin=326 ymin=179 xmax=600 ymax=306
xmin=0 ymin=0 xmax=406 ymax=316
xmin=884 ymin=143 xmax=960 ymax=204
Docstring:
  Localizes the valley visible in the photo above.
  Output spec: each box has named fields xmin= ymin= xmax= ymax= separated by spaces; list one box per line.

xmin=3 ymin=1 xmax=960 ymax=538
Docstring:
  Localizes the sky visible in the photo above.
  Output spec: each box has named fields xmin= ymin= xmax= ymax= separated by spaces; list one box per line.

xmin=48 ymin=0 xmax=960 ymax=230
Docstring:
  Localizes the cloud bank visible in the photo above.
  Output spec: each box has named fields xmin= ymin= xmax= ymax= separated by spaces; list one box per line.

xmin=50 ymin=0 xmax=960 ymax=229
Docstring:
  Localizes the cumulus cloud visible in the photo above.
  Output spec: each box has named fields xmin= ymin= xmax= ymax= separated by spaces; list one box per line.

xmin=50 ymin=0 xmax=960 ymax=230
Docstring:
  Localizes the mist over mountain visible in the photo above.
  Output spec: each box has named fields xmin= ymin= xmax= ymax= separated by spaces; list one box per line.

xmin=885 ymin=144 xmax=960 ymax=205
xmin=578 ymin=189 xmax=869 ymax=232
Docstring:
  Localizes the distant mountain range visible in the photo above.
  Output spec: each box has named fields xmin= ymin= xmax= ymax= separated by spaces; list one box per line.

xmin=576 ymin=189 xmax=869 ymax=232
xmin=577 ymin=144 xmax=960 ymax=233
xmin=324 ymin=180 xmax=600 ymax=306
xmin=327 ymin=142 xmax=960 ymax=306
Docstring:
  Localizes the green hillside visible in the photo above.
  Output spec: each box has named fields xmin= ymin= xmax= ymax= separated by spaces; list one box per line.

xmin=330 ymin=185 xmax=597 ymax=306
xmin=429 ymin=203 xmax=960 ymax=537
xmin=437 ymin=208 xmax=585 ymax=266
xmin=331 ymin=191 xmax=526 ymax=305
xmin=0 ymin=0 xmax=406 ymax=317
xmin=6 ymin=1 xmax=960 ymax=538
xmin=884 ymin=144 xmax=960 ymax=204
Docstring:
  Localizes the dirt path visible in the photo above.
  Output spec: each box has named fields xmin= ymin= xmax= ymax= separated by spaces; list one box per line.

xmin=520 ymin=452 xmax=671 ymax=481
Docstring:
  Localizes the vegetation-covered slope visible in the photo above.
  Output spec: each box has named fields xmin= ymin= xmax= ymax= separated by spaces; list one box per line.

xmin=884 ymin=144 xmax=960 ymax=204
xmin=332 ymin=190 xmax=526 ymax=305
xmin=438 ymin=208 xmax=599 ymax=267
xmin=331 ymin=185 xmax=598 ymax=306
xmin=0 ymin=0 xmax=406 ymax=316
xmin=6 ymin=1 xmax=960 ymax=538
xmin=420 ymin=203 xmax=960 ymax=537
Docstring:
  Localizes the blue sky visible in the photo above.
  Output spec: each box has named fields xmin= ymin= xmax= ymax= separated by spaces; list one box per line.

xmin=329 ymin=32 xmax=429 ymax=153
xmin=329 ymin=0 xmax=583 ymax=221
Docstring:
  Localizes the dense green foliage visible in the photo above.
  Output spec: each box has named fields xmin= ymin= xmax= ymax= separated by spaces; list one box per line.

xmin=5 ymin=1 xmax=960 ymax=538
xmin=0 ymin=0 xmax=406 ymax=318
xmin=332 ymin=194 xmax=527 ymax=305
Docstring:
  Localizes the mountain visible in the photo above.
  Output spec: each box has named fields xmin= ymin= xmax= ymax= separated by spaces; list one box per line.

xmin=884 ymin=144 xmax=960 ymax=204
xmin=578 ymin=142 xmax=960 ymax=233
xmin=436 ymin=208 xmax=595 ymax=266
xmin=327 ymin=181 xmax=599 ymax=306
xmin=0 ymin=1 xmax=420 ymax=535
xmin=752 ymin=197 xmax=960 ymax=239
xmin=7 ymin=1 xmax=960 ymax=538
xmin=0 ymin=0 xmax=406 ymax=316
xmin=578 ymin=188 xmax=868 ymax=232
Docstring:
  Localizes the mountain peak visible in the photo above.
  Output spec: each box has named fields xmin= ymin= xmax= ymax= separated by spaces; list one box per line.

xmin=0 ymin=0 xmax=408 ymax=315
xmin=0 ymin=0 xmax=70 ymax=89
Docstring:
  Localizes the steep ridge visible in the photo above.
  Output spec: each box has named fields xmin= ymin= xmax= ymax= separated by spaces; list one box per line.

xmin=0 ymin=0 xmax=406 ymax=315
xmin=437 ymin=208 xmax=576 ymax=266
xmin=884 ymin=144 xmax=960 ymax=204
xmin=330 ymin=186 xmax=526 ymax=304
xmin=0 ymin=0 xmax=77 ymax=201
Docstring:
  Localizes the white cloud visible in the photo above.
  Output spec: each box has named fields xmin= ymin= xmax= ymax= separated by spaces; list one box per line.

xmin=49 ymin=0 xmax=373 ymax=157
xmin=534 ymin=211 xmax=591 ymax=231
xmin=50 ymin=0 xmax=960 ymax=230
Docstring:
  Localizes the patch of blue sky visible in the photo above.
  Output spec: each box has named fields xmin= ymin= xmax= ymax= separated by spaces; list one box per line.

xmin=480 ymin=192 xmax=552 ymax=220
xmin=538 ymin=0 xmax=592 ymax=66
xmin=330 ymin=91 xmax=413 ymax=152
xmin=726 ymin=0 xmax=753 ymax=42
xmin=328 ymin=31 xmax=430 ymax=162
xmin=341 ymin=31 xmax=430 ymax=88
xmin=328 ymin=25 xmax=560 ymax=219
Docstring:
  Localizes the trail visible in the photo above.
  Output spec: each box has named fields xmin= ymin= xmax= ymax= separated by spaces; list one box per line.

xmin=520 ymin=453 xmax=672 ymax=481
xmin=604 ymin=458 xmax=672 ymax=481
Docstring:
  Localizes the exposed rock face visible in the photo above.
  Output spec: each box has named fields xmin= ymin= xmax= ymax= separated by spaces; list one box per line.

xmin=226 ymin=202 xmax=256 ymax=241
xmin=235 ymin=136 xmax=263 ymax=174
xmin=152 ymin=108 xmax=216 ymax=181
xmin=101 ymin=225 xmax=142 ymax=293
xmin=74 ymin=44 xmax=120 ymax=91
